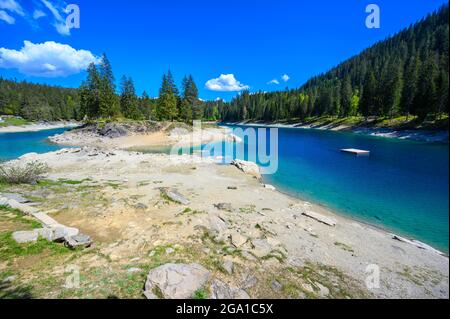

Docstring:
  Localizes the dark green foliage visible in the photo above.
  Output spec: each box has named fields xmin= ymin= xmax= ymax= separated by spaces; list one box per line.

xmin=0 ymin=78 xmax=80 ymax=121
xmin=219 ymin=5 xmax=449 ymax=123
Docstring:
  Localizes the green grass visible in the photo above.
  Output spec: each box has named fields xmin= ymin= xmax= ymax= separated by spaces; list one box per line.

xmin=0 ymin=232 xmax=70 ymax=260
xmin=0 ymin=117 xmax=30 ymax=127
xmin=0 ymin=205 xmax=42 ymax=229
xmin=193 ymin=288 xmax=208 ymax=299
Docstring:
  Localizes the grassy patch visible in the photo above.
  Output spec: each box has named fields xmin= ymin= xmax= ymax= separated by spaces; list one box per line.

xmin=193 ymin=288 xmax=208 ymax=299
xmin=0 ymin=117 xmax=30 ymax=127
xmin=0 ymin=232 xmax=70 ymax=260
xmin=0 ymin=205 xmax=42 ymax=230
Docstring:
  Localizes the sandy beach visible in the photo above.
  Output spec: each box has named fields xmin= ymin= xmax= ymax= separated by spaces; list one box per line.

xmin=0 ymin=125 xmax=448 ymax=299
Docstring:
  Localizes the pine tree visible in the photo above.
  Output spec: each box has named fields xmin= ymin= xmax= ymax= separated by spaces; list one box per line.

xmin=120 ymin=76 xmax=140 ymax=119
xmin=98 ymin=54 xmax=120 ymax=118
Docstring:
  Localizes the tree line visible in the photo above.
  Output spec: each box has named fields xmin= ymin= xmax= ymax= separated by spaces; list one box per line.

xmin=0 ymin=5 xmax=448 ymax=125
xmin=220 ymin=5 xmax=449 ymax=123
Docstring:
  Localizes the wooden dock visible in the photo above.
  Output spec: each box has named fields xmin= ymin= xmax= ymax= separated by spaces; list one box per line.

xmin=340 ymin=148 xmax=370 ymax=156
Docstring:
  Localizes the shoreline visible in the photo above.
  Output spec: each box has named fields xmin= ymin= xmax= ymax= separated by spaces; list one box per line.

xmin=262 ymin=178 xmax=448 ymax=256
xmin=223 ymin=121 xmax=449 ymax=143
xmin=1 ymin=125 xmax=448 ymax=298
xmin=0 ymin=121 xmax=80 ymax=134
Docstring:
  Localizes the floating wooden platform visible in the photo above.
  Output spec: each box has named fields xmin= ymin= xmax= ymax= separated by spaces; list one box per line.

xmin=340 ymin=148 xmax=370 ymax=156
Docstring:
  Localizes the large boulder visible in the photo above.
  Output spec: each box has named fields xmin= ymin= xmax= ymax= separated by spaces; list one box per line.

xmin=144 ymin=263 xmax=211 ymax=299
xmin=12 ymin=230 xmax=39 ymax=243
xmin=231 ymin=160 xmax=261 ymax=179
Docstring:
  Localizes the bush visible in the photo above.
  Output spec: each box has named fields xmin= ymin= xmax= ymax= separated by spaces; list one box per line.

xmin=0 ymin=160 xmax=49 ymax=184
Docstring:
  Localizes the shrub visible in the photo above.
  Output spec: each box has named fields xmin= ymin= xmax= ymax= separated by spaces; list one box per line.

xmin=0 ymin=160 xmax=49 ymax=184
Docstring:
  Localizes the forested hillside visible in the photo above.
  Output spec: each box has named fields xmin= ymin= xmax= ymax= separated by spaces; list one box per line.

xmin=220 ymin=5 xmax=449 ymax=123
xmin=0 ymin=78 xmax=81 ymax=121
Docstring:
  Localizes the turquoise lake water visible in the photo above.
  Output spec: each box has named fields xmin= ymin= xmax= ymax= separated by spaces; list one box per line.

xmin=1 ymin=126 xmax=449 ymax=252
xmin=0 ymin=128 xmax=70 ymax=162
xmin=220 ymin=125 xmax=449 ymax=252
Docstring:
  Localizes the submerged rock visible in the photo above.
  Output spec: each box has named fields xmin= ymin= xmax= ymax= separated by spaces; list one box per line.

xmin=143 ymin=263 xmax=210 ymax=299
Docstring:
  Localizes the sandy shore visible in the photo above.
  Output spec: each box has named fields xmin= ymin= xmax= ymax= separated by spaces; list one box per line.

xmin=1 ymin=126 xmax=448 ymax=298
xmin=0 ymin=121 xmax=80 ymax=134
xmin=225 ymin=122 xmax=449 ymax=143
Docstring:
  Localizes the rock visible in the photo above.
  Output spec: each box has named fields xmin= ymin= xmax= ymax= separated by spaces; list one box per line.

xmin=227 ymin=186 xmax=238 ymax=190
xmin=391 ymin=234 xmax=445 ymax=256
xmin=98 ymin=123 xmax=129 ymax=138
xmin=241 ymin=273 xmax=258 ymax=289
xmin=127 ymin=267 xmax=142 ymax=273
xmin=251 ymin=238 xmax=273 ymax=258
xmin=52 ymin=225 xmax=79 ymax=242
xmin=271 ymin=280 xmax=283 ymax=291
xmin=206 ymin=216 xmax=228 ymax=241
xmin=165 ymin=247 xmax=175 ymax=254
xmin=12 ymin=230 xmax=39 ymax=243
xmin=263 ymin=184 xmax=276 ymax=190
xmin=160 ymin=188 xmax=190 ymax=205
xmin=214 ymin=202 xmax=233 ymax=212
xmin=64 ymin=233 xmax=92 ymax=249
xmin=210 ymin=279 xmax=250 ymax=299
xmin=0 ymin=193 xmax=30 ymax=203
xmin=230 ymin=231 xmax=247 ymax=248
xmin=231 ymin=160 xmax=261 ymax=179
xmin=2 ymin=275 xmax=17 ymax=283
xmin=315 ymin=282 xmax=330 ymax=298
xmin=241 ymin=250 xmax=257 ymax=261
xmin=143 ymin=263 xmax=210 ymax=299
xmin=302 ymin=211 xmax=336 ymax=227
xmin=134 ymin=203 xmax=148 ymax=210
xmin=222 ymin=260 xmax=234 ymax=275
xmin=37 ymin=228 xmax=55 ymax=241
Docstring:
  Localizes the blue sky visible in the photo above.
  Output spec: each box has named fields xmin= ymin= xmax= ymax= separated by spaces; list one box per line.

xmin=0 ymin=0 xmax=447 ymax=101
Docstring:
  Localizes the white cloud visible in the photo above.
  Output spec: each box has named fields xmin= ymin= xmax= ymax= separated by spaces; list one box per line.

xmin=0 ymin=0 xmax=24 ymax=16
xmin=281 ymin=74 xmax=290 ymax=82
xmin=0 ymin=40 xmax=100 ymax=77
xmin=0 ymin=9 xmax=14 ymax=23
xmin=267 ymin=78 xmax=279 ymax=85
xmin=33 ymin=9 xmax=46 ymax=19
xmin=205 ymin=74 xmax=249 ymax=92
xmin=41 ymin=0 xmax=70 ymax=35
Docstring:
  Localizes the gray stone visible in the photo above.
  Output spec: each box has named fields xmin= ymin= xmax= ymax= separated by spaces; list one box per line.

xmin=64 ymin=233 xmax=92 ymax=249
xmin=230 ymin=231 xmax=247 ymax=248
xmin=134 ymin=203 xmax=148 ymax=210
xmin=251 ymin=238 xmax=273 ymax=258
xmin=207 ymin=216 xmax=228 ymax=239
xmin=165 ymin=247 xmax=175 ymax=254
xmin=12 ymin=230 xmax=39 ymax=243
xmin=160 ymin=188 xmax=190 ymax=205
xmin=241 ymin=273 xmax=258 ymax=289
xmin=302 ymin=211 xmax=336 ymax=227
xmin=214 ymin=202 xmax=233 ymax=212
xmin=143 ymin=263 xmax=211 ymax=299
xmin=271 ymin=280 xmax=283 ymax=291
xmin=127 ymin=267 xmax=142 ymax=273
xmin=52 ymin=225 xmax=79 ymax=242
xmin=2 ymin=275 xmax=17 ymax=283
xmin=210 ymin=279 xmax=250 ymax=299
xmin=315 ymin=282 xmax=330 ymax=298
xmin=0 ymin=193 xmax=30 ymax=203
xmin=222 ymin=260 xmax=234 ymax=275
xmin=231 ymin=160 xmax=261 ymax=179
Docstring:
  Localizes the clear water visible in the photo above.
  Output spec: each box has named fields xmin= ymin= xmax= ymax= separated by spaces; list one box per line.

xmin=220 ymin=125 xmax=448 ymax=252
xmin=0 ymin=128 xmax=70 ymax=162
xmin=2 ymin=126 xmax=448 ymax=252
